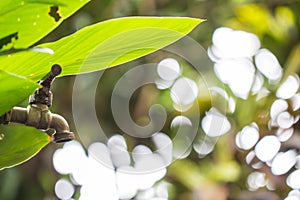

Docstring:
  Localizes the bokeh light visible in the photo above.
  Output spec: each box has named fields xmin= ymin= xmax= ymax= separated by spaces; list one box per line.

xmin=193 ymin=137 xmax=216 ymax=157
xmin=210 ymin=27 xmax=260 ymax=59
xmin=276 ymin=127 xmax=294 ymax=142
xmin=152 ymin=133 xmax=173 ymax=166
xmin=276 ymin=111 xmax=294 ymax=129
xmin=157 ymin=58 xmax=181 ymax=81
xmin=276 ymin=75 xmax=299 ymax=99
xmin=170 ymin=115 xmax=192 ymax=128
xmin=170 ymin=77 xmax=198 ymax=105
xmin=55 ymin=179 xmax=75 ymax=200
xmin=270 ymin=99 xmax=289 ymax=121
xmin=214 ymin=58 xmax=255 ymax=99
xmin=255 ymin=48 xmax=282 ymax=82
xmin=271 ymin=150 xmax=297 ymax=175
xmin=287 ymin=169 xmax=300 ymax=190
xmin=255 ymin=135 xmax=281 ymax=162
xmin=251 ymin=72 xmax=264 ymax=94
xmin=235 ymin=123 xmax=259 ymax=150
xmin=285 ymin=190 xmax=300 ymax=200
xmin=53 ymin=134 xmax=171 ymax=199
xmin=201 ymin=107 xmax=231 ymax=137
xmin=247 ymin=171 xmax=267 ymax=191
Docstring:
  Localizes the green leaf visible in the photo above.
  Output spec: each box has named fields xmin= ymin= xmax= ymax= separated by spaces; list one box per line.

xmin=0 ymin=71 xmax=39 ymax=115
xmin=0 ymin=124 xmax=50 ymax=170
xmin=0 ymin=0 xmax=89 ymax=50
xmin=0 ymin=17 xmax=203 ymax=81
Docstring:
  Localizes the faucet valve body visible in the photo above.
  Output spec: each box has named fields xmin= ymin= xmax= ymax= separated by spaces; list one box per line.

xmin=29 ymin=64 xmax=61 ymax=107
xmin=0 ymin=65 xmax=74 ymax=143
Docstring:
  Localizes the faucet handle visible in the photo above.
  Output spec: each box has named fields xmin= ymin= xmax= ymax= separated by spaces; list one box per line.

xmin=29 ymin=64 xmax=62 ymax=106
xmin=40 ymin=64 xmax=62 ymax=89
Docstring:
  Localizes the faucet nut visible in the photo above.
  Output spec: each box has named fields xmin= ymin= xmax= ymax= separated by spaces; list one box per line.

xmin=52 ymin=131 xmax=75 ymax=143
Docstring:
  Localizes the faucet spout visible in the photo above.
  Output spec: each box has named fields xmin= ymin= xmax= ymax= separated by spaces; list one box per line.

xmin=50 ymin=113 xmax=75 ymax=143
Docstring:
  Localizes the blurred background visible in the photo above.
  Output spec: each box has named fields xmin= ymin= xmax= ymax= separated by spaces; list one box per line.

xmin=1 ymin=0 xmax=300 ymax=199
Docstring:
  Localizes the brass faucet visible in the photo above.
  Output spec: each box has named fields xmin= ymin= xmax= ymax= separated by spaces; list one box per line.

xmin=0 ymin=64 xmax=75 ymax=143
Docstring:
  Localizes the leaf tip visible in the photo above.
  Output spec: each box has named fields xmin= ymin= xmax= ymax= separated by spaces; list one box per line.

xmin=48 ymin=136 xmax=53 ymax=142
xmin=192 ymin=17 xmax=206 ymax=25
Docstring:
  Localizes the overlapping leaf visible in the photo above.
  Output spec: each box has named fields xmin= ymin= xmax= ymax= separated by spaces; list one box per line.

xmin=0 ymin=124 xmax=50 ymax=170
xmin=0 ymin=70 xmax=39 ymax=115
xmin=0 ymin=17 xmax=203 ymax=81
xmin=0 ymin=0 xmax=89 ymax=50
